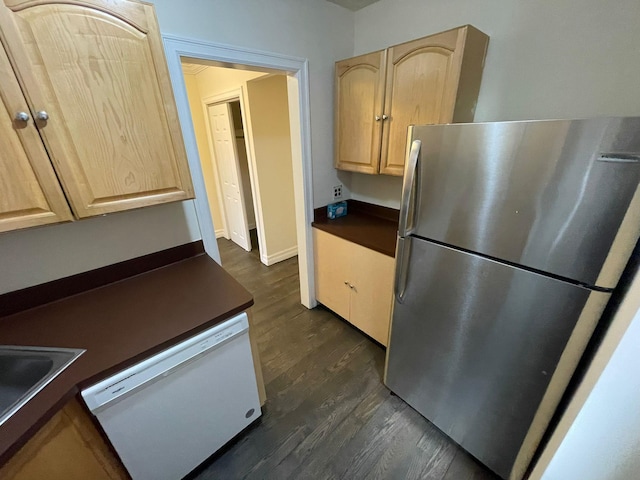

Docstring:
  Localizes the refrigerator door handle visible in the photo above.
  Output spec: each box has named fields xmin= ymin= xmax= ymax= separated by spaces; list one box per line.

xmin=597 ymin=152 xmax=640 ymax=163
xmin=394 ymin=236 xmax=411 ymax=303
xmin=398 ymin=139 xmax=422 ymax=237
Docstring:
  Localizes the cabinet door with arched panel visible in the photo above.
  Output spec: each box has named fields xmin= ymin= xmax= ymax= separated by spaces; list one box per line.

xmin=380 ymin=26 xmax=489 ymax=176
xmin=0 ymin=0 xmax=194 ymax=218
xmin=0 ymin=41 xmax=72 ymax=233
xmin=334 ymin=50 xmax=387 ymax=174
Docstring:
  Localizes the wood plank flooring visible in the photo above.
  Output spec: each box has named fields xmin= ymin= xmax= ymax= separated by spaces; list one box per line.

xmin=193 ymin=237 xmax=499 ymax=480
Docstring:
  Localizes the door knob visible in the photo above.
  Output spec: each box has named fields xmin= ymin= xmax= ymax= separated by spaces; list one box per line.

xmin=382 ymin=114 xmax=388 ymax=120
xmin=36 ymin=111 xmax=49 ymax=121
xmin=375 ymin=115 xmax=381 ymax=121
xmin=14 ymin=111 xmax=30 ymax=122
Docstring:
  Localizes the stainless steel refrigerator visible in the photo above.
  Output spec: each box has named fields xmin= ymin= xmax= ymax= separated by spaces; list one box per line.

xmin=384 ymin=117 xmax=640 ymax=480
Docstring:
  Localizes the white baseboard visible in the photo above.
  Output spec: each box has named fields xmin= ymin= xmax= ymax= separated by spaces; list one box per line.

xmin=215 ymin=229 xmax=226 ymax=239
xmin=260 ymin=245 xmax=298 ymax=266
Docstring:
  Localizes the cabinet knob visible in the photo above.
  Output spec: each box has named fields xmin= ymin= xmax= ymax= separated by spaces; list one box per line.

xmin=344 ymin=282 xmax=356 ymax=291
xmin=382 ymin=114 xmax=388 ymax=120
xmin=36 ymin=110 xmax=49 ymax=121
xmin=14 ymin=111 xmax=30 ymax=122
xmin=375 ymin=115 xmax=381 ymax=121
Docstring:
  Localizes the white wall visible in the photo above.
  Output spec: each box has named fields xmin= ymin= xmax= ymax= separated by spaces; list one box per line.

xmin=0 ymin=202 xmax=200 ymax=294
xmin=349 ymin=174 xmax=403 ymax=209
xmin=348 ymin=0 xmax=640 ymax=208
xmin=150 ymin=0 xmax=355 ymax=208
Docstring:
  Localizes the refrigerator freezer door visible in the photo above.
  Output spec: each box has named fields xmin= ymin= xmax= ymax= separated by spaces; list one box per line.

xmin=406 ymin=117 xmax=640 ymax=288
xmin=385 ymin=237 xmax=609 ymax=480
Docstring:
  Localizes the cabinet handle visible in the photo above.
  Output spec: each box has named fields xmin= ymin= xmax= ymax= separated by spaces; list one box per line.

xmin=375 ymin=115 xmax=381 ymax=121
xmin=382 ymin=114 xmax=388 ymax=120
xmin=344 ymin=281 xmax=356 ymax=291
xmin=14 ymin=111 xmax=30 ymax=122
xmin=36 ymin=111 xmax=49 ymax=121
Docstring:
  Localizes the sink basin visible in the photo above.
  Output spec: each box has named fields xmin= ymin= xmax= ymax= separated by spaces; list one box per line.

xmin=0 ymin=346 xmax=85 ymax=426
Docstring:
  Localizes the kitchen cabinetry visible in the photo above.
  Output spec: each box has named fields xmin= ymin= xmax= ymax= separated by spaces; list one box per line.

xmin=314 ymin=228 xmax=394 ymax=346
xmin=0 ymin=0 xmax=193 ymax=229
xmin=334 ymin=25 xmax=489 ymax=176
xmin=0 ymin=398 xmax=128 ymax=480
xmin=334 ymin=50 xmax=386 ymax=175
xmin=0 ymin=42 xmax=72 ymax=233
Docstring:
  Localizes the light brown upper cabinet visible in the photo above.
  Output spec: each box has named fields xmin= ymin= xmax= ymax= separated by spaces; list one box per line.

xmin=0 ymin=0 xmax=193 ymax=225
xmin=334 ymin=50 xmax=387 ymax=175
xmin=0 ymin=42 xmax=72 ymax=233
xmin=335 ymin=25 xmax=489 ymax=176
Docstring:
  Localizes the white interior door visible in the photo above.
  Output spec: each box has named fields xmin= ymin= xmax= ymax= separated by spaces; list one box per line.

xmin=208 ymin=103 xmax=251 ymax=251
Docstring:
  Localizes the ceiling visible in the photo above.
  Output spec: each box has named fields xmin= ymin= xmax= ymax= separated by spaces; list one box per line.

xmin=326 ymin=0 xmax=380 ymax=12
xmin=181 ymin=63 xmax=208 ymax=75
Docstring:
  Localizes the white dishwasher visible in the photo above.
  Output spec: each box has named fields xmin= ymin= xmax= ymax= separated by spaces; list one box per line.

xmin=81 ymin=312 xmax=261 ymax=480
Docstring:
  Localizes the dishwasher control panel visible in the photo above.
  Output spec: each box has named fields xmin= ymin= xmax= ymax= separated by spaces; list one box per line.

xmin=81 ymin=313 xmax=249 ymax=412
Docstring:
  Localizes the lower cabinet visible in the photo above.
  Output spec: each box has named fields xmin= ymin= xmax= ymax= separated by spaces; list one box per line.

xmin=0 ymin=398 xmax=128 ymax=480
xmin=314 ymin=228 xmax=395 ymax=346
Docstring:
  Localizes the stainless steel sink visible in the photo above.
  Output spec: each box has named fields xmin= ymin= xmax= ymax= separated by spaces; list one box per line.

xmin=0 ymin=346 xmax=85 ymax=426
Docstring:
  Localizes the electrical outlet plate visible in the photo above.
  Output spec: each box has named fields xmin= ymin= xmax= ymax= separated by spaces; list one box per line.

xmin=333 ymin=184 xmax=343 ymax=200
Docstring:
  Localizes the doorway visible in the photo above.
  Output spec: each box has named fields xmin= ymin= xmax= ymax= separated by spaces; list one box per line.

xmin=207 ymin=99 xmax=255 ymax=252
xmin=163 ymin=35 xmax=316 ymax=308
xmin=227 ymin=100 xmax=258 ymax=250
xmin=181 ymin=62 xmax=298 ymax=267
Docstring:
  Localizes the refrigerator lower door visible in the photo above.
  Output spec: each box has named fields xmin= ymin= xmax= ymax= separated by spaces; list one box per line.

xmin=385 ymin=237 xmax=610 ymax=480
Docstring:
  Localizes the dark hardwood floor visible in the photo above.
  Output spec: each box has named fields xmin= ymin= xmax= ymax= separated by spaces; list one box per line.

xmin=194 ymin=236 xmax=499 ymax=480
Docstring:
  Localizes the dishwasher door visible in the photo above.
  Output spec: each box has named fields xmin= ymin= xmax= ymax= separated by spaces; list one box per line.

xmin=81 ymin=313 xmax=261 ymax=480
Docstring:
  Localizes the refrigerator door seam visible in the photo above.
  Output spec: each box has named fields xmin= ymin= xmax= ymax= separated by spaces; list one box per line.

xmin=410 ymin=234 xmax=614 ymax=292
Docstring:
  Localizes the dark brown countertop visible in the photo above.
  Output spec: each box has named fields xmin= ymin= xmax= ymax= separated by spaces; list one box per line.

xmin=312 ymin=199 xmax=399 ymax=257
xmin=0 ymin=250 xmax=253 ymax=463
